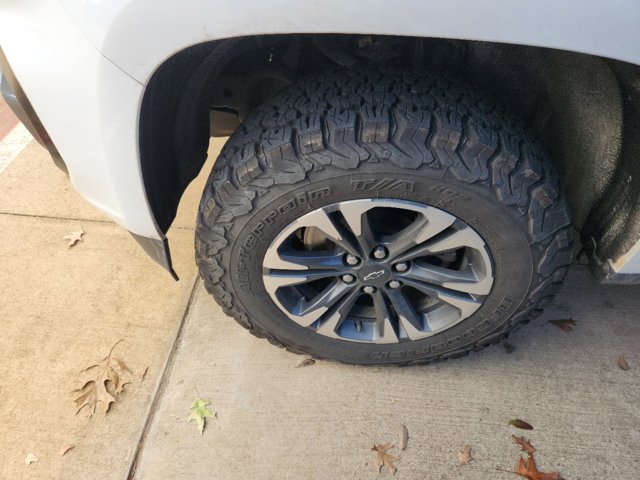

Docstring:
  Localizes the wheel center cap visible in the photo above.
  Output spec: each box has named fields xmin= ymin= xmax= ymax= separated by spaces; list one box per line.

xmin=358 ymin=265 xmax=391 ymax=286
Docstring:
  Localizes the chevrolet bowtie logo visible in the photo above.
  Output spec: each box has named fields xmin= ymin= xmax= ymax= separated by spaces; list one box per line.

xmin=363 ymin=270 xmax=386 ymax=281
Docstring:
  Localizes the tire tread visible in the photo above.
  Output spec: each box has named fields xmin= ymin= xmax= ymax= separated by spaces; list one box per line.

xmin=195 ymin=67 xmax=574 ymax=365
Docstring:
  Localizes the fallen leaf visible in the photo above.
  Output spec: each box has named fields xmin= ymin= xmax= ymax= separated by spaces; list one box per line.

xmin=503 ymin=341 xmax=516 ymax=354
xmin=25 ymin=453 xmax=38 ymax=465
xmin=63 ymin=229 xmax=84 ymax=248
xmin=115 ymin=358 xmax=132 ymax=374
xmin=399 ymin=424 xmax=409 ymax=450
xmin=138 ymin=367 xmax=149 ymax=382
xmin=513 ymin=435 xmax=536 ymax=454
xmin=498 ymin=437 xmax=563 ymax=480
xmin=458 ymin=445 xmax=472 ymax=465
xmin=511 ymin=453 xmax=562 ymax=480
xmin=548 ymin=319 xmax=576 ymax=332
xmin=371 ymin=443 xmax=400 ymax=475
xmin=618 ymin=355 xmax=631 ymax=371
xmin=296 ymin=357 xmax=315 ymax=368
xmin=187 ymin=397 xmax=216 ymax=434
xmin=72 ymin=340 xmax=131 ymax=416
xmin=59 ymin=445 xmax=75 ymax=456
xmin=509 ymin=419 xmax=534 ymax=430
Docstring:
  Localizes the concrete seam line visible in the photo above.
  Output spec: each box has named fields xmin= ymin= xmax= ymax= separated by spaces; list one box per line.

xmin=0 ymin=211 xmax=114 ymax=224
xmin=0 ymin=211 xmax=195 ymax=231
xmin=125 ymin=275 xmax=201 ymax=480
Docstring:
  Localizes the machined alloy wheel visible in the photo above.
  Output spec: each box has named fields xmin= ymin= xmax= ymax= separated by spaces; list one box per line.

xmin=195 ymin=67 xmax=573 ymax=365
xmin=263 ymin=199 xmax=493 ymax=343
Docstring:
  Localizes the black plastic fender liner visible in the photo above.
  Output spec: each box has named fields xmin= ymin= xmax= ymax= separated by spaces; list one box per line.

xmin=138 ymin=39 xmax=244 ymax=235
xmin=581 ymin=61 xmax=640 ymax=284
xmin=138 ymin=35 xmax=640 ymax=283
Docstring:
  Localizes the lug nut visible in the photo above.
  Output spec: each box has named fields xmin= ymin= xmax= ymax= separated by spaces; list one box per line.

xmin=345 ymin=254 xmax=360 ymax=266
xmin=388 ymin=280 xmax=401 ymax=289
xmin=342 ymin=274 xmax=356 ymax=284
xmin=394 ymin=262 xmax=409 ymax=272
xmin=372 ymin=246 xmax=388 ymax=260
xmin=362 ymin=286 xmax=376 ymax=294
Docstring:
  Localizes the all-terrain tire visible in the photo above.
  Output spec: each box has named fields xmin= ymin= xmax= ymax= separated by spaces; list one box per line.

xmin=195 ymin=67 xmax=574 ymax=365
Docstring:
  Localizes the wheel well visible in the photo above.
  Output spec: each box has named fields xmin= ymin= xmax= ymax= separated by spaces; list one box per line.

xmin=139 ymin=34 xmax=639 ymax=273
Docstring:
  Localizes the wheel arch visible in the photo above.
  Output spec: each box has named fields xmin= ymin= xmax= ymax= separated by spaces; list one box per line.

xmin=62 ymin=0 xmax=640 ymax=84
xmin=138 ymin=34 xmax=640 ymax=282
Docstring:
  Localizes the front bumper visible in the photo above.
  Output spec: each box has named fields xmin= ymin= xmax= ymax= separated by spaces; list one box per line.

xmin=2 ymin=46 xmax=177 ymax=278
xmin=1 ymin=47 xmax=178 ymax=279
xmin=0 ymin=2 xmax=178 ymax=278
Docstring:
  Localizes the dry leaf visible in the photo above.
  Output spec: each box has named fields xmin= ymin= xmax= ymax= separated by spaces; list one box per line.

xmin=371 ymin=443 xmax=400 ymax=475
xmin=399 ymin=424 xmax=409 ymax=450
xmin=296 ymin=357 xmax=315 ymax=368
xmin=509 ymin=419 xmax=534 ymax=430
xmin=513 ymin=435 xmax=536 ymax=454
xmin=618 ymin=355 xmax=631 ymax=371
xmin=115 ymin=358 xmax=132 ymax=374
xmin=72 ymin=340 xmax=131 ymax=416
xmin=548 ymin=319 xmax=576 ymax=332
xmin=59 ymin=445 xmax=75 ymax=456
xmin=510 ymin=453 xmax=562 ymax=480
xmin=139 ymin=367 xmax=149 ymax=382
xmin=63 ymin=229 xmax=84 ymax=248
xmin=24 ymin=453 xmax=38 ymax=465
xmin=498 ymin=437 xmax=563 ymax=480
xmin=458 ymin=445 xmax=472 ymax=465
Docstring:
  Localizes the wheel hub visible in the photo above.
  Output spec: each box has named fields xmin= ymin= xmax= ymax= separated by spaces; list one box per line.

xmin=357 ymin=265 xmax=391 ymax=286
xmin=262 ymin=198 xmax=494 ymax=344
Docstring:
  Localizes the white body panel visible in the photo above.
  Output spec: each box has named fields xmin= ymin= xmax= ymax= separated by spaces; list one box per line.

xmin=59 ymin=0 xmax=640 ymax=84
xmin=2 ymin=0 xmax=640 ymax=273
xmin=0 ymin=0 xmax=160 ymax=238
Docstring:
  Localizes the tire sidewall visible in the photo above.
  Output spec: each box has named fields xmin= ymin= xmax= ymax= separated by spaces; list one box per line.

xmin=226 ymin=162 xmax=533 ymax=364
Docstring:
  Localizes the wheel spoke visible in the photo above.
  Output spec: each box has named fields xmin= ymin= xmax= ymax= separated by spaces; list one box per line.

xmin=263 ymin=268 xmax=350 ymax=292
xmin=423 ymin=226 xmax=486 ymax=253
xmin=277 ymin=280 xmax=354 ymax=327
xmin=401 ymin=262 xmax=492 ymax=295
xmin=393 ymin=225 xmax=479 ymax=263
xmin=297 ymin=208 xmax=360 ymax=256
xmin=402 ymin=278 xmax=482 ymax=317
xmin=386 ymin=208 xmax=456 ymax=261
xmin=263 ymin=248 xmax=347 ymax=271
xmin=337 ymin=201 xmax=377 ymax=256
xmin=384 ymin=215 xmax=430 ymax=260
xmin=316 ymin=288 xmax=362 ymax=337
xmin=385 ymin=287 xmax=429 ymax=340
xmin=371 ymin=290 xmax=400 ymax=343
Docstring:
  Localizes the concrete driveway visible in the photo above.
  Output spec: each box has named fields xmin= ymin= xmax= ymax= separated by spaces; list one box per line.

xmin=1 ymin=113 xmax=639 ymax=479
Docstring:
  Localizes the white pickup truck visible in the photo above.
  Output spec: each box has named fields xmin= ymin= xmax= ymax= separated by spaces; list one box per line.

xmin=1 ymin=1 xmax=639 ymax=364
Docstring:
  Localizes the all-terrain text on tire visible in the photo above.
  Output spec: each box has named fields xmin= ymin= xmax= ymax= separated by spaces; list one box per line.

xmin=195 ymin=67 xmax=574 ymax=365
